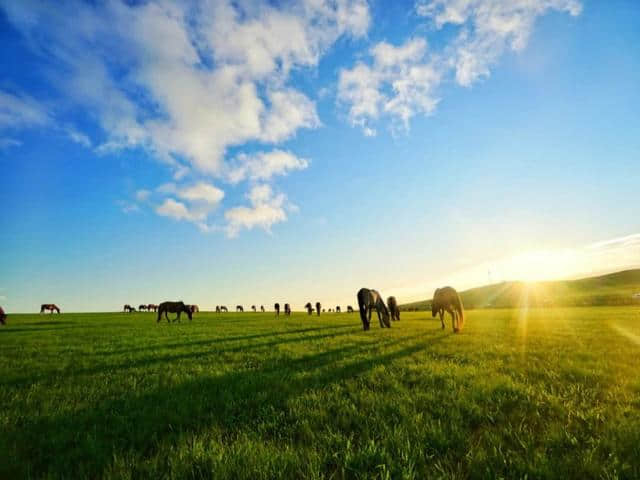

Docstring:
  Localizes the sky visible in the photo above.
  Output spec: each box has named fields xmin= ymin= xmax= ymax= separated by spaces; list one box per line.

xmin=1 ymin=0 xmax=639 ymax=312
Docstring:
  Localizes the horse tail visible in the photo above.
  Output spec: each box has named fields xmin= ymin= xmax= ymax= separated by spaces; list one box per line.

xmin=455 ymin=292 xmax=465 ymax=330
xmin=157 ymin=306 xmax=162 ymax=323
xmin=357 ymin=289 xmax=368 ymax=329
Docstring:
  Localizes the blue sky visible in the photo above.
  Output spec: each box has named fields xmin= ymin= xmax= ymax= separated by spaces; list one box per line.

xmin=1 ymin=0 xmax=639 ymax=312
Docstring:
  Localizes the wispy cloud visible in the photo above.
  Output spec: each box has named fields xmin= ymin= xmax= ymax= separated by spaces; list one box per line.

xmin=224 ymin=184 xmax=293 ymax=237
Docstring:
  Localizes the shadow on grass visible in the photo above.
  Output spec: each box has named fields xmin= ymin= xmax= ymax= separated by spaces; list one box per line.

xmin=1 ymin=331 xmax=449 ymax=478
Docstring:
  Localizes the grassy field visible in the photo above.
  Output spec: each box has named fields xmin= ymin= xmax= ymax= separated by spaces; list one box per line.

xmin=401 ymin=269 xmax=640 ymax=310
xmin=2 ymin=308 xmax=640 ymax=479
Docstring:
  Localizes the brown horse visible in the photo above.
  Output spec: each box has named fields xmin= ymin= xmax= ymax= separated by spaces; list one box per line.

xmin=147 ymin=304 xmax=158 ymax=312
xmin=347 ymin=305 xmax=354 ymax=313
xmin=0 ymin=306 xmax=6 ymax=325
xmin=274 ymin=303 xmax=280 ymax=316
xmin=157 ymin=301 xmax=192 ymax=323
xmin=261 ymin=305 xmax=265 ymax=312
xmin=40 ymin=304 xmax=61 ymax=314
xmin=432 ymin=287 xmax=464 ymax=333
xmin=305 ymin=302 xmax=313 ymax=315
xmin=284 ymin=303 xmax=291 ymax=316
xmin=315 ymin=302 xmax=321 ymax=316
xmin=123 ymin=304 xmax=135 ymax=313
xmin=357 ymin=288 xmax=390 ymax=330
xmin=236 ymin=305 xmax=244 ymax=312
xmin=387 ymin=296 xmax=400 ymax=321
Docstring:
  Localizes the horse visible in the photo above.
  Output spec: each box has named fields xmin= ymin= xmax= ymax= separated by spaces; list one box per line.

xmin=40 ymin=304 xmax=61 ymax=314
xmin=0 ymin=306 xmax=6 ymax=325
xmin=432 ymin=287 xmax=465 ymax=333
xmin=315 ymin=302 xmax=321 ymax=316
xmin=215 ymin=306 xmax=220 ymax=313
xmin=284 ymin=303 xmax=291 ymax=316
xmin=190 ymin=305 xmax=199 ymax=314
xmin=387 ymin=296 xmax=400 ymax=322
xmin=357 ymin=288 xmax=391 ymax=330
xmin=251 ymin=305 xmax=257 ymax=312
xmin=138 ymin=304 xmax=147 ymax=311
xmin=236 ymin=305 xmax=244 ymax=312
xmin=274 ymin=303 xmax=280 ymax=316
xmin=157 ymin=301 xmax=192 ymax=323
xmin=336 ymin=306 xmax=341 ymax=313
xmin=261 ymin=305 xmax=265 ymax=312
xmin=347 ymin=305 xmax=354 ymax=313
xmin=123 ymin=304 xmax=135 ymax=313
xmin=147 ymin=304 xmax=158 ymax=312
xmin=305 ymin=302 xmax=313 ymax=315
xmin=220 ymin=306 xmax=228 ymax=312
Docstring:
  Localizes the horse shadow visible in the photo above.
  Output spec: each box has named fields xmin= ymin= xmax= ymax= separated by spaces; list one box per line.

xmin=1 ymin=332 xmax=449 ymax=478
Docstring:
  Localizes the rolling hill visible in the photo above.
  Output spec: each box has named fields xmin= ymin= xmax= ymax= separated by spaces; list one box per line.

xmin=400 ymin=269 xmax=640 ymax=310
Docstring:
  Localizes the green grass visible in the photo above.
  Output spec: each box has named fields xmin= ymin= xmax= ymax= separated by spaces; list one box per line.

xmin=401 ymin=269 xmax=640 ymax=310
xmin=2 ymin=308 xmax=640 ymax=479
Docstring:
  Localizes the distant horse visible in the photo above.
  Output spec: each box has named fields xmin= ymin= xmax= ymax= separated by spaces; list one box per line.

xmin=251 ymin=305 xmax=257 ymax=312
xmin=123 ymin=304 xmax=135 ymax=313
xmin=336 ymin=306 xmax=341 ymax=313
xmin=261 ymin=305 xmax=265 ymax=312
xmin=220 ymin=306 xmax=228 ymax=312
xmin=387 ymin=296 xmax=400 ymax=322
xmin=322 ymin=308 xmax=326 ymax=313
xmin=347 ymin=305 xmax=354 ymax=313
xmin=215 ymin=306 xmax=221 ymax=313
xmin=305 ymin=302 xmax=313 ymax=315
xmin=284 ymin=303 xmax=291 ymax=316
xmin=315 ymin=302 xmax=321 ymax=316
xmin=274 ymin=303 xmax=280 ymax=316
xmin=40 ymin=304 xmax=61 ymax=314
xmin=432 ymin=287 xmax=464 ymax=333
xmin=236 ymin=305 xmax=244 ymax=312
xmin=0 ymin=306 xmax=6 ymax=325
xmin=157 ymin=301 xmax=192 ymax=323
xmin=138 ymin=304 xmax=147 ymax=311
xmin=190 ymin=305 xmax=199 ymax=314
xmin=147 ymin=304 xmax=158 ymax=312
xmin=357 ymin=288 xmax=390 ymax=330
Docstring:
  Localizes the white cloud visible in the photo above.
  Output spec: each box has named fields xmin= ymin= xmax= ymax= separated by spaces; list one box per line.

xmin=135 ymin=189 xmax=151 ymax=202
xmin=224 ymin=184 xmax=291 ymax=237
xmin=340 ymin=0 xmax=581 ymax=134
xmin=0 ymin=137 xmax=22 ymax=150
xmin=0 ymin=90 xmax=50 ymax=129
xmin=65 ymin=126 xmax=92 ymax=148
xmin=226 ymin=150 xmax=310 ymax=184
xmin=177 ymin=182 xmax=225 ymax=206
xmin=156 ymin=198 xmax=206 ymax=222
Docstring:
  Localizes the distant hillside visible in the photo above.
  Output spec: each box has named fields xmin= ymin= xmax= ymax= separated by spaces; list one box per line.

xmin=400 ymin=269 xmax=640 ymax=310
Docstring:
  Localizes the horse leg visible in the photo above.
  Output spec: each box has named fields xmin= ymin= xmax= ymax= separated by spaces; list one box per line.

xmin=439 ymin=311 xmax=445 ymax=329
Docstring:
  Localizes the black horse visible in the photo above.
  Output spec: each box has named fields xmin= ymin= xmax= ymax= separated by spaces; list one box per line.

xmin=0 ymin=306 xmax=6 ymax=325
xmin=236 ymin=305 xmax=244 ymax=312
xmin=123 ymin=304 xmax=135 ymax=313
xmin=305 ymin=302 xmax=313 ymax=315
xmin=284 ymin=303 xmax=291 ymax=316
xmin=261 ymin=305 xmax=265 ymax=312
xmin=347 ymin=305 xmax=354 ymax=313
xmin=336 ymin=306 xmax=341 ymax=313
xmin=157 ymin=301 xmax=193 ymax=323
xmin=220 ymin=306 xmax=228 ymax=312
xmin=315 ymin=302 xmax=321 ymax=316
xmin=274 ymin=303 xmax=280 ymax=316
xmin=387 ymin=296 xmax=400 ymax=321
xmin=357 ymin=288 xmax=391 ymax=330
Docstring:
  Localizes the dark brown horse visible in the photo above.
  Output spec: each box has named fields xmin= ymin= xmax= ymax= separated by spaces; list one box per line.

xmin=251 ymin=305 xmax=257 ymax=312
xmin=315 ymin=302 xmax=321 ymax=316
xmin=432 ymin=287 xmax=464 ymax=333
xmin=261 ymin=305 xmax=265 ymax=312
xmin=274 ymin=303 xmax=280 ymax=316
xmin=347 ymin=305 xmax=354 ymax=313
xmin=357 ymin=288 xmax=390 ymax=330
xmin=123 ymin=304 xmax=135 ymax=313
xmin=236 ymin=305 xmax=244 ymax=312
xmin=387 ymin=296 xmax=400 ymax=321
xmin=220 ymin=306 xmax=228 ymax=312
xmin=138 ymin=304 xmax=147 ymax=311
xmin=157 ymin=301 xmax=192 ymax=323
xmin=336 ymin=306 xmax=341 ymax=313
xmin=0 ymin=306 xmax=6 ymax=325
xmin=40 ymin=304 xmax=60 ymax=314
xmin=215 ymin=305 xmax=221 ymax=313
xmin=284 ymin=303 xmax=291 ymax=316
xmin=305 ymin=302 xmax=313 ymax=315
xmin=147 ymin=304 xmax=158 ymax=312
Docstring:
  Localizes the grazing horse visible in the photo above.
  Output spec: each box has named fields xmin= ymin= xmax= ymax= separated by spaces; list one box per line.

xmin=189 ymin=305 xmax=199 ymax=314
xmin=387 ymin=296 xmax=400 ymax=322
xmin=274 ymin=303 xmax=280 ymax=316
xmin=251 ymin=305 xmax=257 ymax=312
xmin=220 ymin=306 xmax=228 ymax=312
xmin=261 ymin=305 xmax=265 ymax=312
xmin=138 ymin=304 xmax=147 ymax=311
xmin=215 ymin=305 xmax=220 ymax=313
xmin=336 ymin=306 xmax=341 ymax=313
xmin=357 ymin=288 xmax=391 ymax=330
xmin=236 ymin=305 xmax=244 ymax=312
xmin=40 ymin=304 xmax=61 ymax=314
xmin=147 ymin=304 xmax=158 ymax=312
xmin=315 ymin=302 xmax=321 ymax=316
xmin=284 ymin=303 xmax=291 ymax=316
xmin=305 ymin=302 xmax=313 ymax=315
xmin=432 ymin=287 xmax=465 ymax=333
xmin=0 ymin=306 xmax=6 ymax=325
xmin=347 ymin=305 xmax=354 ymax=313
xmin=157 ymin=301 xmax=192 ymax=323
xmin=123 ymin=304 xmax=135 ymax=313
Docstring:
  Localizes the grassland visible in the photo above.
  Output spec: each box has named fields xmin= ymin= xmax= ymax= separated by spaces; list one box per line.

xmin=401 ymin=269 xmax=640 ymax=310
xmin=2 ymin=308 xmax=640 ymax=479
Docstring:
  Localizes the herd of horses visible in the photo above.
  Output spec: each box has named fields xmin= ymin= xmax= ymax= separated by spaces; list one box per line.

xmin=0 ymin=287 xmax=465 ymax=333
